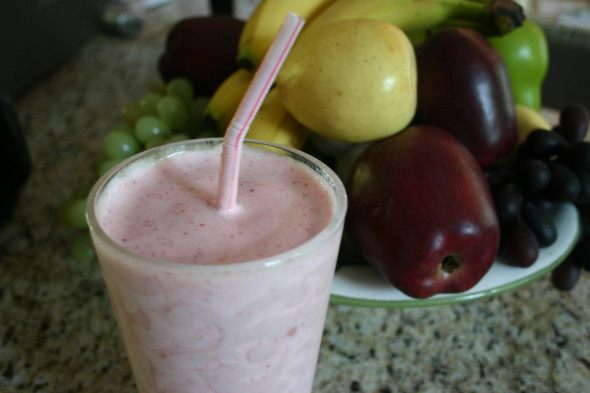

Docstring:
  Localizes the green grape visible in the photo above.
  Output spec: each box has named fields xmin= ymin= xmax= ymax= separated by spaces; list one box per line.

xmin=103 ymin=131 xmax=141 ymax=159
xmin=68 ymin=198 xmax=88 ymax=229
xmin=57 ymin=183 xmax=94 ymax=225
xmin=135 ymin=116 xmax=172 ymax=143
xmin=111 ymin=122 xmax=134 ymax=134
xmin=157 ymin=95 xmax=188 ymax=131
xmin=166 ymin=133 xmax=190 ymax=144
xmin=71 ymin=232 xmax=96 ymax=263
xmin=166 ymin=77 xmax=194 ymax=106
xmin=144 ymin=136 xmax=167 ymax=150
xmin=139 ymin=92 xmax=163 ymax=116
xmin=151 ymin=79 xmax=167 ymax=95
xmin=186 ymin=96 xmax=210 ymax=135
xmin=121 ymin=101 xmax=142 ymax=125
xmin=97 ymin=157 xmax=123 ymax=176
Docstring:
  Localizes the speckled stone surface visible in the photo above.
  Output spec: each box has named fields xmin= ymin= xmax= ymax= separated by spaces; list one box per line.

xmin=1 ymin=4 xmax=590 ymax=393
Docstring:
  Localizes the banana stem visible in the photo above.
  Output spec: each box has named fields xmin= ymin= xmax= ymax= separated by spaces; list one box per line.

xmin=382 ymin=0 xmax=524 ymax=39
xmin=298 ymin=0 xmax=525 ymax=50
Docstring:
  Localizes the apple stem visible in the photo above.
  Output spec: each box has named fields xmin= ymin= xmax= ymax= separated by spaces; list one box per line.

xmin=441 ymin=254 xmax=461 ymax=274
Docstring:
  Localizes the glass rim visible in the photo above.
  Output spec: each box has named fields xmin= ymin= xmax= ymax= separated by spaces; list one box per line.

xmin=86 ymin=137 xmax=348 ymax=273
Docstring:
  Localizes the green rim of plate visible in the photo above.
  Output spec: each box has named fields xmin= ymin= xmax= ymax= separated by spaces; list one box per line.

xmin=329 ymin=204 xmax=580 ymax=309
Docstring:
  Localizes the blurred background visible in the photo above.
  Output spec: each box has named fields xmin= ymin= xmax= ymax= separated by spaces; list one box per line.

xmin=0 ymin=0 xmax=588 ymax=100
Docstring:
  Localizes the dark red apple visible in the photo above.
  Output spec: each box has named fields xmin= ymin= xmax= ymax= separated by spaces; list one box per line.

xmin=414 ymin=28 xmax=517 ymax=168
xmin=158 ymin=16 xmax=245 ymax=97
xmin=346 ymin=125 xmax=499 ymax=298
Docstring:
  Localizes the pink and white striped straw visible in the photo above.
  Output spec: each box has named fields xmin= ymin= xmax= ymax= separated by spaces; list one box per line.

xmin=216 ymin=12 xmax=305 ymax=212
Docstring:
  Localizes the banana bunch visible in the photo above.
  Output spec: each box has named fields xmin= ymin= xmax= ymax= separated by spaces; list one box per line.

xmin=203 ymin=69 xmax=310 ymax=149
xmin=206 ymin=0 xmax=524 ymax=150
xmin=238 ymin=0 xmax=524 ymax=68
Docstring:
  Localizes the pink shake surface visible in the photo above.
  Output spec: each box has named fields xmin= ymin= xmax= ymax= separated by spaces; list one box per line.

xmin=98 ymin=143 xmax=333 ymax=264
xmin=89 ymin=140 xmax=346 ymax=393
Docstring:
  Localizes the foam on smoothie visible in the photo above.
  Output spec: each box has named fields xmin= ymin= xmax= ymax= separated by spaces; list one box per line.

xmin=96 ymin=143 xmax=334 ymax=265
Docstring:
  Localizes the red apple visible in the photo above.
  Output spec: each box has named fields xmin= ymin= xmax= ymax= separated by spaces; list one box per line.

xmin=414 ymin=28 xmax=517 ymax=168
xmin=158 ymin=16 xmax=245 ymax=97
xmin=346 ymin=125 xmax=499 ymax=298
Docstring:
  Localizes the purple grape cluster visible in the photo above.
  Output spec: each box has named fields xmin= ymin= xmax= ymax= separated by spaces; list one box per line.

xmin=486 ymin=104 xmax=590 ymax=290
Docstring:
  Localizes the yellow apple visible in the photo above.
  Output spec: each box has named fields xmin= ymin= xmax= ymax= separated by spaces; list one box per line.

xmin=276 ymin=18 xmax=417 ymax=143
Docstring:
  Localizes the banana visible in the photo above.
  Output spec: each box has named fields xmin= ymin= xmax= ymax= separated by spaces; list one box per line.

xmin=204 ymin=70 xmax=310 ymax=149
xmin=237 ymin=0 xmax=338 ymax=70
xmin=297 ymin=0 xmax=525 ymax=46
xmin=204 ymin=68 xmax=254 ymax=133
xmin=238 ymin=0 xmax=523 ymax=70
xmin=247 ymin=88 xmax=311 ymax=150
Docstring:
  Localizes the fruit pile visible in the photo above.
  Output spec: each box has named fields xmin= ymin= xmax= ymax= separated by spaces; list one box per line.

xmin=60 ymin=0 xmax=589 ymax=299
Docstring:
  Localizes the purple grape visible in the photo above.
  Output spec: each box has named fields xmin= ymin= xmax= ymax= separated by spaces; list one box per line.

xmin=551 ymin=258 xmax=581 ymax=291
xmin=521 ymin=201 xmax=557 ymax=247
xmin=485 ymin=165 xmax=515 ymax=187
xmin=516 ymin=159 xmax=551 ymax=193
xmin=498 ymin=218 xmax=539 ymax=267
xmin=544 ymin=163 xmax=581 ymax=202
xmin=525 ymin=129 xmax=569 ymax=159
xmin=558 ymin=104 xmax=589 ymax=143
xmin=575 ymin=170 xmax=590 ymax=205
xmin=558 ymin=141 xmax=590 ymax=171
xmin=572 ymin=238 xmax=590 ymax=271
xmin=492 ymin=182 xmax=524 ymax=222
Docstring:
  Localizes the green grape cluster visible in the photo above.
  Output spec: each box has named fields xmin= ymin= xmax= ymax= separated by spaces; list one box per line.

xmin=99 ymin=77 xmax=214 ymax=176
xmin=59 ymin=77 xmax=214 ymax=263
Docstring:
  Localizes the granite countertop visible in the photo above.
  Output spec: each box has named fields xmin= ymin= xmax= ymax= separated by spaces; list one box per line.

xmin=1 ymin=4 xmax=590 ymax=393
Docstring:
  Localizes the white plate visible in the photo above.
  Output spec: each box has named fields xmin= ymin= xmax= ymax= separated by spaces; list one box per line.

xmin=330 ymin=203 xmax=580 ymax=308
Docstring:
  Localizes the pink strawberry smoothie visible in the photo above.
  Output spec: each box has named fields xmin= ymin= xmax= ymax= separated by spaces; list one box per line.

xmin=88 ymin=140 xmax=346 ymax=393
